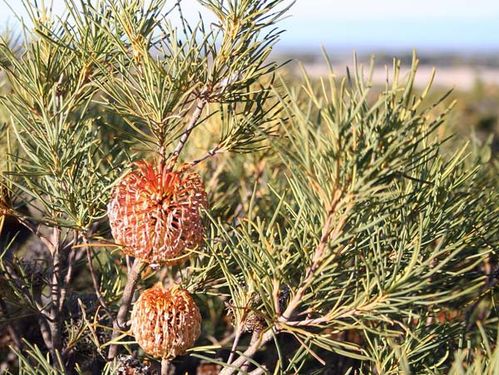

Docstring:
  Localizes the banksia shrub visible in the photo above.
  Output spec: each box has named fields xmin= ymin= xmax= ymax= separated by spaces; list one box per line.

xmin=1 ymin=1 xmax=497 ymax=374
xmin=108 ymin=161 xmax=208 ymax=264
xmin=130 ymin=285 xmax=201 ymax=359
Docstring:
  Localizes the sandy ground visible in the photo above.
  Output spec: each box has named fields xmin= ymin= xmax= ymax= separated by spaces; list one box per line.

xmin=301 ymin=62 xmax=499 ymax=90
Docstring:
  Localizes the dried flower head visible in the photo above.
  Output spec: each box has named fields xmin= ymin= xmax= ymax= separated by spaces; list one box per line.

xmin=131 ymin=285 xmax=201 ymax=359
xmin=108 ymin=161 xmax=208 ymax=264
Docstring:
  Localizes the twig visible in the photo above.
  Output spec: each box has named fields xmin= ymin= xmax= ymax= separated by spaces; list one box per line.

xmin=22 ymin=227 xmax=66 ymax=372
xmin=206 ymin=329 xmax=237 ymax=346
xmin=85 ymin=246 xmax=114 ymax=321
xmin=189 ymin=145 xmax=222 ymax=168
xmin=161 ymin=358 xmax=171 ymax=375
xmin=226 ymin=327 xmax=243 ymax=365
xmin=47 ymin=227 xmax=64 ymax=363
xmin=59 ymin=234 xmax=78 ymax=312
xmin=38 ymin=315 xmax=56 ymax=359
xmin=281 ymin=190 xmax=345 ymax=321
xmin=170 ymin=98 xmax=207 ymax=164
xmin=107 ymin=258 xmax=145 ymax=360
xmin=10 ymin=217 xmax=75 ymax=357
xmin=12 ymin=213 xmax=54 ymax=250
xmin=240 ymin=330 xmax=261 ymax=373
xmin=220 ymin=330 xmax=272 ymax=375
xmin=249 ymin=366 xmax=268 ymax=375
xmin=281 ymin=316 xmax=329 ymax=327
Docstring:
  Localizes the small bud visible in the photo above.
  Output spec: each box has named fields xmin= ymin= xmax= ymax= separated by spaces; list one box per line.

xmin=227 ymin=293 xmax=265 ymax=333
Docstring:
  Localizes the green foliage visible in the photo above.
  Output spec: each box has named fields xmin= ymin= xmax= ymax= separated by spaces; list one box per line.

xmin=187 ymin=57 xmax=498 ymax=374
xmin=0 ymin=6 xmax=127 ymax=228
xmin=448 ymin=325 xmax=499 ymax=375
xmin=7 ymin=341 xmax=67 ymax=375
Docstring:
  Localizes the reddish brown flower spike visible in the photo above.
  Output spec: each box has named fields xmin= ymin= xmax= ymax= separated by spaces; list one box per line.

xmin=131 ymin=285 xmax=201 ymax=359
xmin=108 ymin=161 xmax=207 ymax=264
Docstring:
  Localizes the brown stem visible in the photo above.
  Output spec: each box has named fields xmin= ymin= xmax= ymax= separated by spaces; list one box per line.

xmin=249 ymin=366 xmax=268 ymax=375
xmin=48 ymin=227 xmax=63 ymax=354
xmin=38 ymin=315 xmax=57 ymax=360
xmin=220 ymin=330 xmax=274 ymax=375
xmin=158 ymin=143 xmax=168 ymax=166
xmin=34 ymin=226 xmax=68 ymax=373
xmin=226 ymin=327 xmax=243 ymax=365
xmin=4 ymin=214 xmax=69 ymax=371
xmin=161 ymin=358 xmax=171 ymax=375
xmin=107 ymin=258 xmax=145 ymax=360
xmin=59 ymin=235 xmax=77 ymax=312
xmin=240 ymin=330 xmax=261 ymax=373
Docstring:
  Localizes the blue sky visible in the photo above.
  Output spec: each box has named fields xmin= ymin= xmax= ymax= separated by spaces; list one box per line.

xmin=2 ymin=0 xmax=499 ymax=52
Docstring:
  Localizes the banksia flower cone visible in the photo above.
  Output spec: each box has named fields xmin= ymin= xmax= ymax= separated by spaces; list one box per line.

xmin=108 ymin=161 xmax=207 ymax=264
xmin=131 ymin=285 xmax=201 ymax=359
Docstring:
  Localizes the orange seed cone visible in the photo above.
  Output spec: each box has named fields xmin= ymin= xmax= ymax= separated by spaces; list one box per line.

xmin=131 ymin=285 xmax=201 ymax=359
xmin=107 ymin=161 xmax=207 ymax=264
